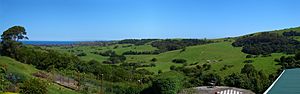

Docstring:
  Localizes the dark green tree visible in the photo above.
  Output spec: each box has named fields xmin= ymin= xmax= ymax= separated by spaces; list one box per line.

xmin=241 ymin=64 xmax=256 ymax=75
xmin=152 ymin=72 xmax=185 ymax=94
xmin=1 ymin=26 xmax=28 ymax=58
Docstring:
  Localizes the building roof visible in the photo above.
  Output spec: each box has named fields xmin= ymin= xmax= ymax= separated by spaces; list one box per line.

xmin=265 ymin=68 xmax=300 ymax=94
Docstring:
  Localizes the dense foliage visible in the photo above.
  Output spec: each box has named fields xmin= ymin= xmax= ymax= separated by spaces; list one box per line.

xmin=122 ymin=50 xmax=160 ymax=55
xmin=0 ymin=66 xmax=11 ymax=92
xmin=224 ymin=64 xmax=270 ymax=94
xmin=118 ymin=39 xmax=158 ymax=45
xmin=15 ymin=46 xmax=80 ymax=70
xmin=283 ymin=30 xmax=300 ymax=36
xmin=20 ymin=78 xmax=48 ymax=94
xmin=275 ymin=52 xmax=300 ymax=69
xmin=143 ymin=71 xmax=185 ymax=94
xmin=232 ymin=32 xmax=300 ymax=55
xmin=172 ymin=59 xmax=187 ymax=64
xmin=151 ymin=39 xmax=213 ymax=52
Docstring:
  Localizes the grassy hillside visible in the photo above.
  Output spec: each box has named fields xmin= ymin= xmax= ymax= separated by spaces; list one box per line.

xmin=0 ymin=56 xmax=80 ymax=94
xmin=46 ymin=44 xmax=157 ymax=62
xmin=129 ymin=42 xmax=282 ymax=77
xmin=41 ymin=27 xmax=300 ymax=79
xmin=46 ymin=42 xmax=283 ymax=77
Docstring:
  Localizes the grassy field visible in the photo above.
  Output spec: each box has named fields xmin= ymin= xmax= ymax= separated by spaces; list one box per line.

xmin=0 ymin=56 xmax=80 ymax=94
xmin=46 ymin=44 xmax=157 ymax=62
xmin=129 ymin=42 xmax=282 ymax=77
xmin=47 ymin=41 xmax=283 ymax=78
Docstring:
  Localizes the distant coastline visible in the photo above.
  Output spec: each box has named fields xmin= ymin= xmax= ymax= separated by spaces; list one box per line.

xmin=21 ymin=41 xmax=80 ymax=45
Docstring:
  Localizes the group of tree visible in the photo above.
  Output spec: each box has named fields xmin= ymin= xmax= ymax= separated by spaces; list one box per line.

xmin=103 ymin=54 xmax=126 ymax=64
xmin=172 ymin=59 xmax=187 ymax=64
xmin=168 ymin=62 xmax=273 ymax=94
xmin=122 ymin=50 xmax=161 ymax=55
xmin=91 ymin=50 xmax=126 ymax=64
xmin=151 ymin=39 xmax=213 ymax=52
xmin=232 ymin=32 xmax=300 ymax=55
xmin=224 ymin=64 xmax=271 ymax=94
xmin=283 ymin=30 xmax=300 ymax=36
xmin=141 ymin=71 xmax=186 ymax=94
xmin=120 ymin=62 xmax=156 ymax=69
xmin=274 ymin=52 xmax=300 ymax=69
xmin=118 ymin=39 xmax=158 ymax=45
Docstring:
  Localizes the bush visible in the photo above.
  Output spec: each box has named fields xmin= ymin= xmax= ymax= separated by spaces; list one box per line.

xmin=243 ymin=60 xmax=254 ymax=63
xmin=20 ymin=78 xmax=48 ymax=94
xmin=170 ymin=65 xmax=176 ymax=70
xmin=151 ymin=58 xmax=157 ymax=62
xmin=77 ymin=52 xmax=87 ymax=56
xmin=172 ymin=59 xmax=187 ymax=64
xmin=152 ymin=72 xmax=185 ymax=94
xmin=246 ymin=55 xmax=253 ymax=58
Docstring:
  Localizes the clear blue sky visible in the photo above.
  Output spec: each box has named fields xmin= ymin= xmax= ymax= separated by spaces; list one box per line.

xmin=1 ymin=0 xmax=300 ymax=41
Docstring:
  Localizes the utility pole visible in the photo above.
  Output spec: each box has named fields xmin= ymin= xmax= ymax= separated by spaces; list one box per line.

xmin=101 ymin=74 xmax=104 ymax=94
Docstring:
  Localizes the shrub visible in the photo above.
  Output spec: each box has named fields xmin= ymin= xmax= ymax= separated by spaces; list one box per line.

xmin=152 ymin=72 xmax=185 ymax=94
xmin=77 ymin=52 xmax=87 ymax=56
xmin=20 ymin=78 xmax=47 ymax=94
xmin=243 ymin=60 xmax=254 ymax=63
xmin=246 ymin=55 xmax=253 ymax=58
xmin=151 ymin=58 xmax=157 ymax=62
xmin=170 ymin=65 xmax=176 ymax=70
xmin=172 ymin=59 xmax=187 ymax=64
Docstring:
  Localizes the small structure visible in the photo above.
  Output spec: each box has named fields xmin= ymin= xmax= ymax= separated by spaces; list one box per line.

xmin=32 ymin=71 xmax=79 ymax=90
xmin=54 ymin=74 xmax=79 ymax=90
xmin=216 ymin=89 xmax=244 ymax=94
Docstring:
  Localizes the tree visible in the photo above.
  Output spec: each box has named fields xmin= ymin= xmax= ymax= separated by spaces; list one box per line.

xmin=202 ymin=73 xmax=222 ymax=86
xmin=224 ymin=73 xmax=243 ymax=87
xmin=20 ymin=78 xmax=48 ymax=94
xmin=172 ymin=59 xmax=187 ymax=64
xmin=1 ymin=26 xmax=28 ymax=41
xmin=152 ymin=72 xmax=185 ymax=94
xmin=1 ymin=26 xmax=28 ymax=57
xmin=295 ymin=52 xmax=300 ymax=60
xmin=241 ymin=64 xmax=256 ymax=75
xmin=151 ymin=58 xmax=157 ymax=62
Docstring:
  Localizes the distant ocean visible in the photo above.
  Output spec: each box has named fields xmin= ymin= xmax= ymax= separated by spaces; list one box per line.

xmin=21 ymin=41 xmax=80 ymax=45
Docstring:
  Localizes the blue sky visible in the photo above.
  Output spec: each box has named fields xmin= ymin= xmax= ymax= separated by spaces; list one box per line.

xmin=1 ymin=0 xmax=300 ymax=41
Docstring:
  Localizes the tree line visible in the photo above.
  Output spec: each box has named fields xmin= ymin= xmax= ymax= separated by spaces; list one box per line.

xmin=151 ymin=39 xmax=213 ymax=52
xmin=283 ymin=30 xmax=300 ymax=36
xmin=118 ymin=39 xmax=158 ymax=45
xmin=232 ymin=32 xmax=300 ymax=55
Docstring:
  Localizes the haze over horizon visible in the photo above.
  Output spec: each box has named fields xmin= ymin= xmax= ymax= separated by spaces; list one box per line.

xmin=1 ymin=0 xmax=300 ymax=41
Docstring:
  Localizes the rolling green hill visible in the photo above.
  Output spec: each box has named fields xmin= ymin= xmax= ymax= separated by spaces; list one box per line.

xmin=44 ymin=27 xmax=300 ymax=78
xmin=46 ymin=42 xmax=283 ymax=78
xmin=129 ymin=42 xmax=282 ymax=77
